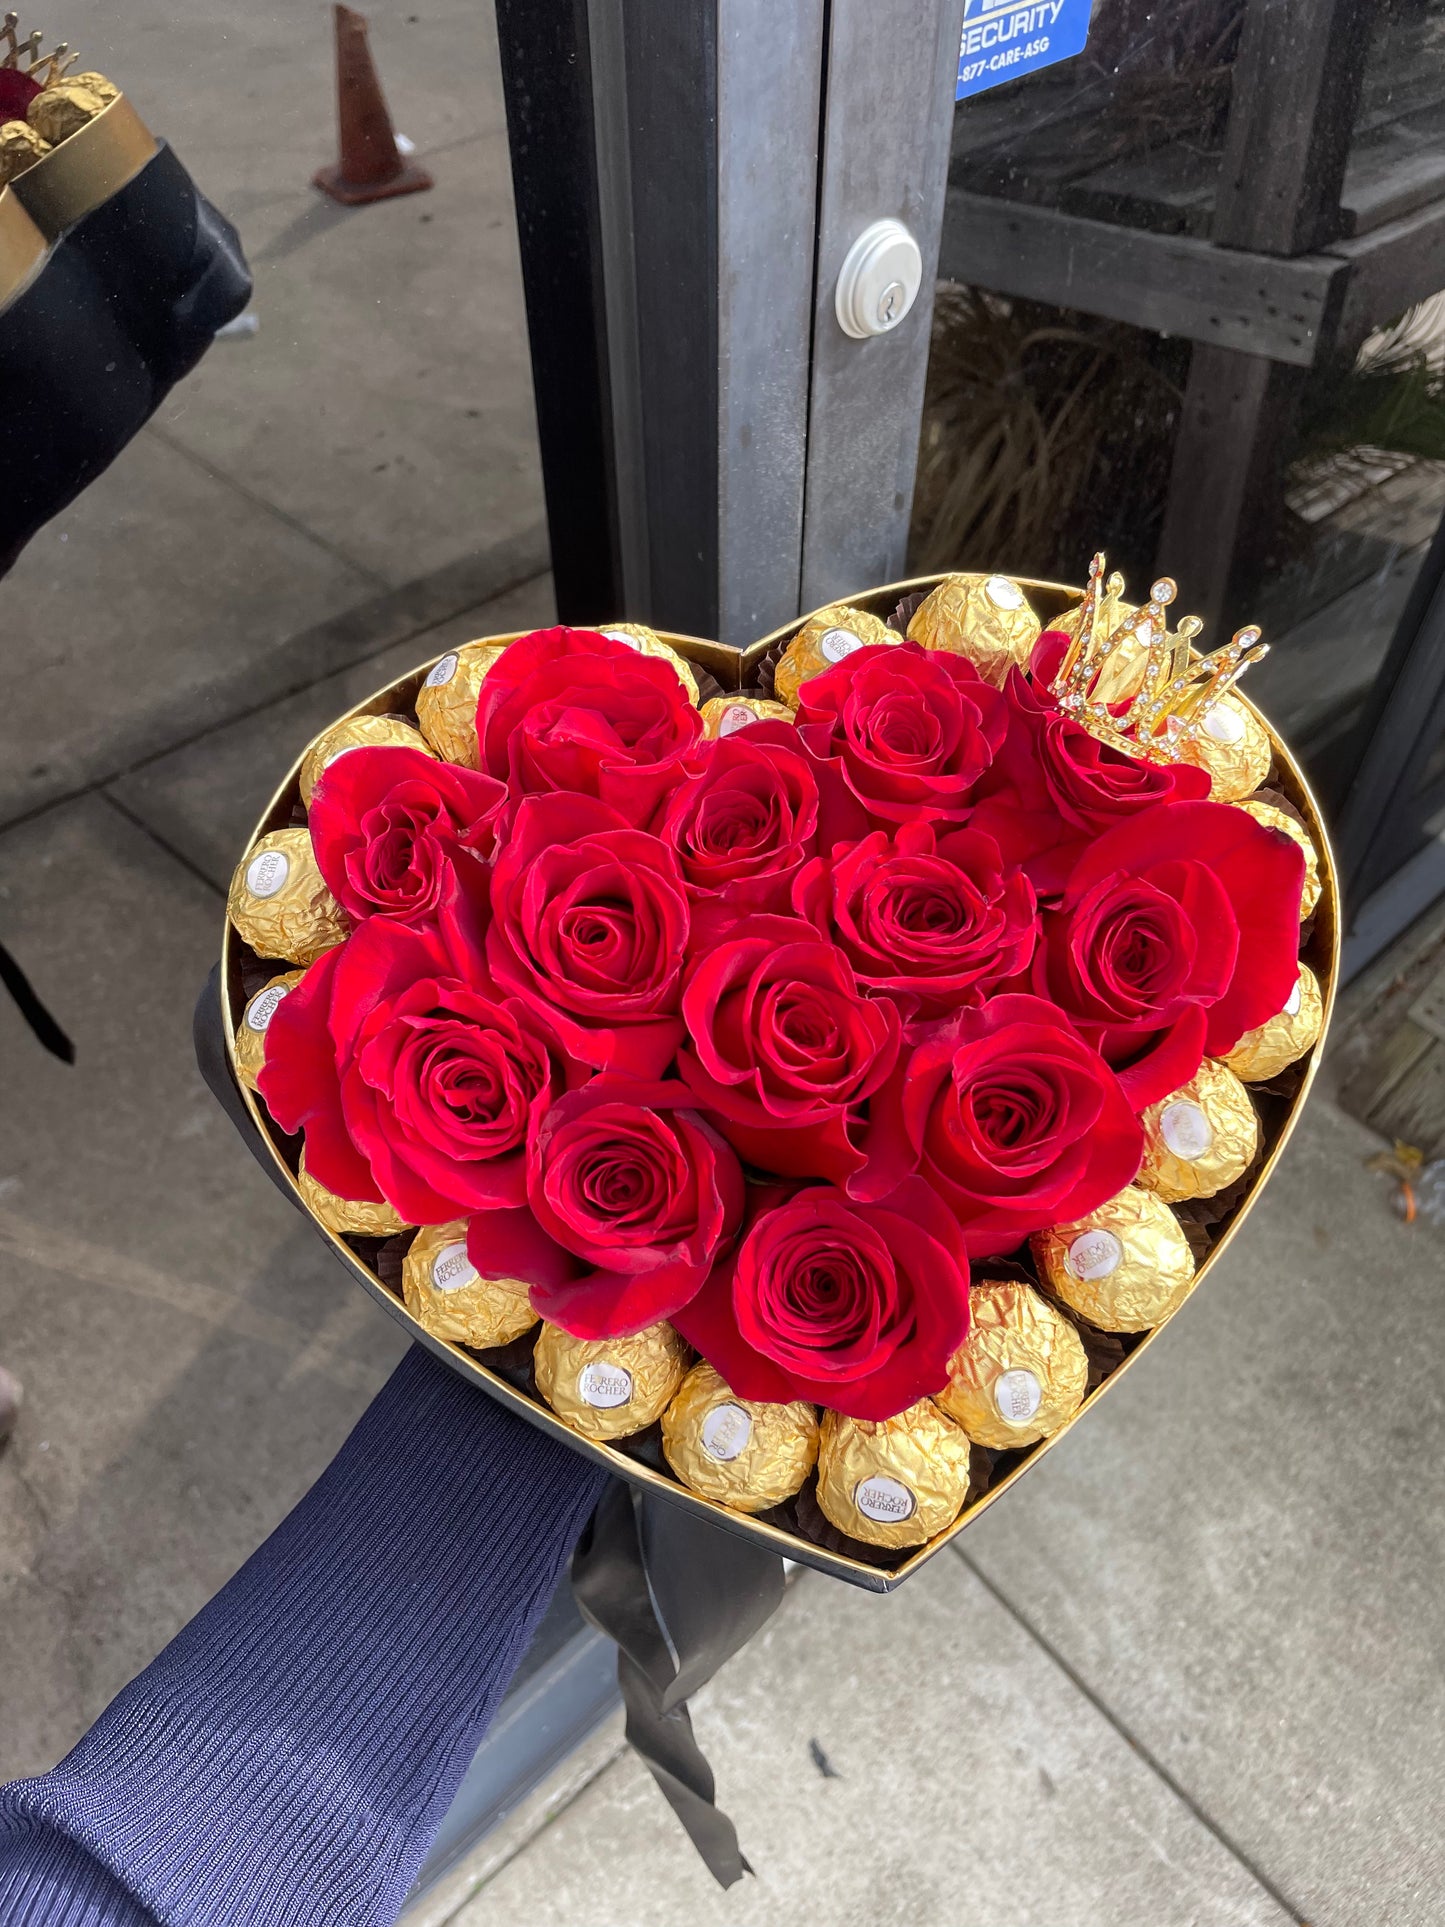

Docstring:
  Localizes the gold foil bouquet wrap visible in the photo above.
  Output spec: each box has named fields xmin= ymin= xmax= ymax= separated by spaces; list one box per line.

xmin=232 ymin=969 xmax=304 ymax=1092
xmin=1177 ymin=694 xmax=1272 ymax=802
xmin=414 ymin=641 xmax=507 ymax=767
xmin=1236 ymin=799 xmax=1321 ymax=918
xmin=906 ymin=572 xmax=1041 ymax=686
xmin=935 ymin=1279 xmax=1087 ymax=1448
xmin=816 ymin=1401 xmax=971 ymax=1549
xmin=534 ymin=1321 xmax=690 ymax=1442
xmin=402 ymin=1222 xmax=536 ymax=1349
xmin=299 ymin=1152 xmax=409 ymax=1240
xmin=1223 ymin=963 xmax=1323 ymax=1082
xmin=595 ymin=623 xmax=701 ymax=703
xmin=1137 ymin=1059 xmax=1259 ymax=1203
xmin=773 ymin=603 xmax=896 ymax=707
xmin=298 ymin=713 xmax=435 ymax=804
xmin=226 ymin=828 xmax=348 ymax=965
xmin=661 ymin=1363 xmax=817 ymax=1512
xmin=1033 ymin=1186 xmax=1196 ymax=1333
xmin=698 ymin=694 xmax=794 ymax=738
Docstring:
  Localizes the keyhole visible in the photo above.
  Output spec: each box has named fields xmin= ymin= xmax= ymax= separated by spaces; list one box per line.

xmin=878 ymin=281 xmax=903 ymax=324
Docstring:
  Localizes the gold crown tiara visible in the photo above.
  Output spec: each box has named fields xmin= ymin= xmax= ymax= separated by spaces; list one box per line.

xmin=1 ymin=13 xmax=78 ymax=88
xmin=1050 ymin=553 xmax=1268 ymax=765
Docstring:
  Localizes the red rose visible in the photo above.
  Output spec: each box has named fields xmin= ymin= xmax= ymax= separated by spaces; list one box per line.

xmin=1032 ymin=799 xmax=1305 ymax=1102
xmin=309 ymin=745 xmax=506 ymax=923
xmin=793 ymin=642 xmax=1008 ymax=838
xmin=467 ymin=1080 xmax=744 ymax=1337
xmin=793 ymin=819 xmax=1037 ymax=1020
xmin=486 ymin=792 xmax=690 ymax=1078
xmin=880 ymin=993 xmax=1144 ymax=1256
xmin=674 ymin=1178 xmax=971 ymax=1420
xmin=259 ymin=917 xmax=565 ymax=1222
xmin=654 ymin=725 xmax=818 ymax=916
xmin=475 ymin=626 xmax=702 ymax=825
xmin=676 ymin=913 xmax=901 ymax=1191
xmin=970 ymin=673 xmax=1209 ymax=895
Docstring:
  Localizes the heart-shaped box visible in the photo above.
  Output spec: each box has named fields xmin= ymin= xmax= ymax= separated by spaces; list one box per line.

xmin=220 ymin=576 xmax=1338 ymax=1592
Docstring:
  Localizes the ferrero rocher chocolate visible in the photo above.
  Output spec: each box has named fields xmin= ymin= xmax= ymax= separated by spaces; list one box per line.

xmin=298 ymin=1151 xmax=409 ymax=1239
xmin=0 ymin=119 xmax=50 ymax=184
xmin=1032 ymin=1186 xmax=1196 ymax=1333
xmin=1177 ymin=694 xmax=1272 ymax=802
xmin=414 ymin=640 xmax=508 ymax=767
xmin=1236 ymin=798 xmax=1321 ymax=917
xmin=773 ymin=604 xmax=896 ymax=708
xmin=934 ymin=1280 xmax=1087 ymax=1449
xmin=533 ymin=1321 xmax=690 ymax=1442
xmin=698 ymin=695 xmax=795 ymax=738
xmin=815 ymin=1401 xmax=971 ymax=1549
xmin=595 ymin=623 xmax=701 ymax=704
xmin=298 ymin=712 xmax=435 ymax=804
xmin=227 ymin=828 xmax=348 ymax=965
xmin=27 ymin=73 xmax=120 ymax=146
xmin=1136 ymin=1058 xmax=1259 ymax=1203
xmin=661 ymin=1362 xmax=817 ymax=1512
xmin=401 ymin=1221 xmax=537 ymax=1349
xmin=906 ymin=572 xmax=1041 ymax=687
xmin=1223 ymin=962 xmax=1323 ymax=1082
xmin=232 ymin=969 xmax=304 ymax=1091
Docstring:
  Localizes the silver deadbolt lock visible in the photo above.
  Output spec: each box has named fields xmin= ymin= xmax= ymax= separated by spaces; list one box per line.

xmin=834 ymin=218 xmax=923 ymax=339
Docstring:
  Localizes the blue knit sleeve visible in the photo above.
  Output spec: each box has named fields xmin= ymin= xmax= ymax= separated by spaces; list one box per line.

xmin=0 ymin=1346 xmax=608 ymax=1927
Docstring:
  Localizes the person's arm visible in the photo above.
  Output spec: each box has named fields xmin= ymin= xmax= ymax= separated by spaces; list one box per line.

xmin=0 ymin=1345 xmax=606 ymax=1927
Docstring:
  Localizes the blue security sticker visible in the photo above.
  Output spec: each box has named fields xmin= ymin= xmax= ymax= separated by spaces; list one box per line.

xmin=956 ymin=0 xmax=1093 ymax=100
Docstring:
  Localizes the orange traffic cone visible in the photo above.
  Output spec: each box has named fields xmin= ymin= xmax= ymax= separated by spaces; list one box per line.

xmin=313 ymin=4 xmax=433 ymax=205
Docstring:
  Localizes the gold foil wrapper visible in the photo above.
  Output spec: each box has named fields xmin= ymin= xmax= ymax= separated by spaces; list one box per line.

xmin=534 ymin=1321 xmax=690 ymax=1442
xmin=815 ymin=1401 xmax=971 ymax=1549
xmin=934 ymin=1279 xmax=1087 ymax=1448
xmin=232 ymin=969 xmax=304 ymax=1092
xmin=0 ymin=119 xmax=50 ymax=184
xmin=1223 ymin=962 xmax=1323 ymax=1083
xmin=661 ymin=1362 xmax=818 ymax=1512
xmin=1136 ymin=1058 xmax=1259 ymax=1202
xmin=698 ymin=695 xmax=795 ymax=738
xmin=226 ymin=828 xmax=349 ymax=965
xmin=299 ymin=1150 xmax=409 ymax=1239
xmin=773 ymin=604 xmax=897 ymax=708
xmin=298 ymin=713 xmax=436 ymax=804
xmin=28 ymin=73 xmax=120 ymax=145
xmin=595 ymin=623 xmax=701 ymax=704
xmin=414 ymin=640 xmax=508 ymax=767
xmin=906 ymin=573 xmax=1042 ymax=687
xmin=1236 ymin=798 xmax=1321 ymax=918
xmin=1032 ymin=1186 xmax=1196 ymax=1333
xmin=401 ymin=1221 xmax=537 ymax=1349
xmin=1177 ymin=695 xmax=1272 ymax=802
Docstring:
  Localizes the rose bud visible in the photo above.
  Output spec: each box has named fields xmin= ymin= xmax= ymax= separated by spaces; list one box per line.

xmin=879 ymin=993 xmax=1144 ymax=1258
xmin=815 ymin=1401 xmax=972 ymax=1549
xmin=655 ymin=728 xmax=819 ymax=915
xmin=794 ymin=819 xmax=1036 ymax=1020
xmin=233 ymin=970 xmax=304 ymax=1092
xmin=593 ymin=622 xmax=701 ymax=703
xmin=486 ymin=792 xmax=690 ymax=1078
xmin=298 ymin=1148 xmax=409 ymax=1239
xmin=793 ymin=643 xmax=1008 ymax=837
xmin=533 ymin=1320 xmax=691 ymax=1441
xmin=674 ymin=1178 xmax=970 ymax=1422
xmin=661 ymin=1361 xmax=818 ymax=1513
xmin=402 ymin=1220 xmax=537 ymax=1351
xmin=260 ymin=919 xmax=564 ymax=1225
xmin=1176 ymin=694 xmax=1272 ymax=802
xmin=475 ymin=625 xmax=702 ymax=825
xmin=1136 ymin=1058 xmax=1259 ymax=1202
xmin=298 ymin=713 xmax=435 ymax=805
xmin=468 ymin=1080 xmax=744 ymax=1338
xmin=772 ymin=604 xmax=897 ymax=707
xmin=935 ymin=1278 xmax=1087 ymax=1448
xmin=676 ymin=913 xmax=899 ymax=1190
xmin=415 ymin=640 xmax=507 ymax=767
xmin=698 ymin=695 xmax=795 ymax=738
xmin=227 ymin=829 xmax=349 ymax=965
xmin=1235 ymin=799 xmax=1322 ymax=918
xmin=1223 ymin=961 xmax=1323 ymax=1082
xmin=906 ymin=572 xmax=1041 ymax=687
xmin=307 ymin=745 xmax=506 ymax=925
xmin=1031 ymin=1185 xmax=1195 ymax=1332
